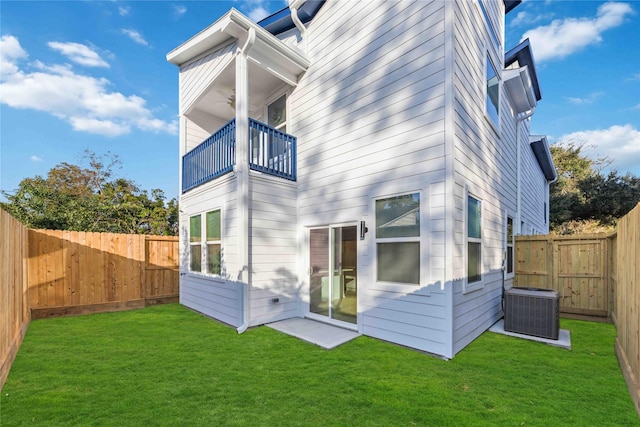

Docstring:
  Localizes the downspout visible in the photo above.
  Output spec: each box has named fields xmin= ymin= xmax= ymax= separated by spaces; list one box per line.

xmin=236 ymin=28 xmax=256 ymax=335
xmin=515 ymin=107 xmax=535 ymax=235
xmin=289 ymin=0 xmax=308 ymax=54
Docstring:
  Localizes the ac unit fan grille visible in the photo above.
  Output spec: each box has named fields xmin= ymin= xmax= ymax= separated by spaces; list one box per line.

xmin=504 ymin=287 xmax=559 ymax=340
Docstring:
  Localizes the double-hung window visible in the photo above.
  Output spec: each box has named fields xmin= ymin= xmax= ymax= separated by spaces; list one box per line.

xmin=506 ymin=216 xmax=514 ymax=276
xmin=486 ymin=54 xmax=500 ymax=128
xmin=467 ymin=195 xmax=482 ymax=287
xmin=375 ymin=193 xmax=420 ymax=285
xmin=189 ymin=209 xmax=222 ymax=275
xmin=189 ymin=215 xmax=202 ymax=272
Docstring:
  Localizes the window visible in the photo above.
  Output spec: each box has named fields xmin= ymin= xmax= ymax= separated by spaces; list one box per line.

xmin=189 ymin=215 xmax=202 ymax=272
xmin=268 ymin=94 xmax=286 ymax=132
xmin=189 ymin=209 xmax=222 ymax=275
xmin=486 ymin=54 xmax=500 ymax=128
xmin=478 ymin=0 xmax=500 ymax=49
xmin=506 ymin=216 xmax=514 ymax=275
xmin=375 ymin=193 xmax=420 ymax=285
xmin=252 ymin=94 xmax=288 ymax=165
xmin=206 ymin=210 xmax=222 ymax=275
xmin=467 ymin=195 xmax=482 ymax=284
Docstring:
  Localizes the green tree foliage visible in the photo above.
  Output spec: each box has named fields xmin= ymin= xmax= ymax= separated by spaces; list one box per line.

xmin=1 ymin=151 xmax=178 ymax=235
xmin=550 ymin=141 xmax=640 ymax=234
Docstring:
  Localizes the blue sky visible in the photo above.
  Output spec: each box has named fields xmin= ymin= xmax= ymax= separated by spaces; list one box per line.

xmin=1 ymin=1 xmax=639 ymax=203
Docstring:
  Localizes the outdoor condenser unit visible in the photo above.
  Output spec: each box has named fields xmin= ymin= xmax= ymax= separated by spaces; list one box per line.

xmin=504 ymin=287 xmax=560 ymax=340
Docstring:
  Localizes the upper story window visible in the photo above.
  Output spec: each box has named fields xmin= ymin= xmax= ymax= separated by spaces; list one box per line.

xmin=268 ymin=94 xmax=287 ymax=132
xmin=486 ymin=54 xmax=500 ymax=128
xmin=478 ymin=0 xmax=501 ymax=51
xmin=375 ymin=193 xmax=420 ymax=285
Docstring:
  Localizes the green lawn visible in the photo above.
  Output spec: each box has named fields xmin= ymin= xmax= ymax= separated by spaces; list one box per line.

xmin=1 ymin=304 xmax=637 ymax=426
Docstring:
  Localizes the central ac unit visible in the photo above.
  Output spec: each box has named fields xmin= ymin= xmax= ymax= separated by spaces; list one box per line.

xmin=504 ymin=287 xmax=559 ymax=340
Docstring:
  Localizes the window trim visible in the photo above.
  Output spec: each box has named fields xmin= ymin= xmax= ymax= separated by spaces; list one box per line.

xmin=505 ymin=213 xmax=514 ymax=279
xmin=371 ymin=190 xmax=429 ymax=294
xmin=485 ymin=53 xmax=501 ymax=131
xmin=188 ymin=207 xmax=224 ymax=277
xmin=478 ymin=0 xmax=501 ymax=51
xmin=464 ymin=188 xmax=484 ymax=293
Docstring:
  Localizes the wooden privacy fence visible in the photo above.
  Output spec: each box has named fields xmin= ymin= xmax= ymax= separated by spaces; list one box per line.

xmin=1 ymin=210 xmax=30 ymax=389
xmin=515 ymin=233 xmax=613 ymax=319
xmin=28 ymin=230 xmax=179 ymax=318
xmin=612 ymin=203 xmax=640 ymax=415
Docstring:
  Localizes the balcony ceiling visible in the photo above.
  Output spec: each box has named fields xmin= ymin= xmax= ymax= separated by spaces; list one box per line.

xmin=191 ymin=59 xmax=287 ymax=122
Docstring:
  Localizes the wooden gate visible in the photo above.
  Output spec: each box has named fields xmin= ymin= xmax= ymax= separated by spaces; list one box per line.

xmin=515 ymin=234 xmax=611 ymax=318
xmin=553 ymin=239 xmax=607 ymax=317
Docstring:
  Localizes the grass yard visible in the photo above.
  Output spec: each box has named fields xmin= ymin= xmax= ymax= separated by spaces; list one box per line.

xmin=1 ymin=304 xmax=638 ymax=426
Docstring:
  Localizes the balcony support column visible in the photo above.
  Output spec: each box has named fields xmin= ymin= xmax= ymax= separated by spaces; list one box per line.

xmin=235 ymin=29 xmax=255 ymax=333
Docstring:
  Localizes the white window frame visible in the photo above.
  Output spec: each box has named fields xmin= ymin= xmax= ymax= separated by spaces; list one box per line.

xmin=205 ymin=210 xmax=222 ymax=276
xmin=464 ymin=188 xmax=484 ymax=293
xmin=477 ymin=0 xmax=501 ymax=51
xmin=504 ymin=213 xmax=514 ymax=279
xmin=371 ymin=190 xmax=429 ymax=294
xmin=485 ymin=53 xmax=501 ymax=131
xmin=188 ymin=207 xmax=223 ymax=277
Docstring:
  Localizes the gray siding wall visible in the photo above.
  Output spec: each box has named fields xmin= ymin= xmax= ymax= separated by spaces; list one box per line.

xmin=293 ymin=0 xmax=450 ymax=355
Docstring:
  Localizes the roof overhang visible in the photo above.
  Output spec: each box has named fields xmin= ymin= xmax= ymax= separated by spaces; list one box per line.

xmin=530 ymin=135 xmax=557 ymax=181
xmin=504 ymin=65 xmax=537 ymax=114
xmin=167 ymin=8 xmax=310 ymax=85
xmin=505 ymin=38 xmax=541 ymax=102
xmin=259 ymin=0 xmax=325 ymax=35
xmin=504 ymin=1 xmax=522 ymax=14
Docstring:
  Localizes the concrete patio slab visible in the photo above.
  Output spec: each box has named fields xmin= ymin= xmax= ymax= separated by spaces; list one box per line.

xmin=489 ymin=319 xmax=572 ymax=350
xmin=266 ymin=317 xmax=360 ymax=350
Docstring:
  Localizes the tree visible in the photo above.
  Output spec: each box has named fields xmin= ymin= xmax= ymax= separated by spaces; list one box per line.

xmin=549 ymin=141 xmax=640 ymax=234
xmin=1 ymin=151 xmax=178 ymax=235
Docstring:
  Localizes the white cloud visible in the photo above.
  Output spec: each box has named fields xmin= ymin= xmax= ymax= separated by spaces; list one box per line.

xmin=118 ymin=5 xmax=130 ymax=16
xmin=564 ymin=92 xmax=603 ymax=105
xmin=120 ymin=29 xmax=149 ymax=46
xmin=510 ymin=11 xmax=555 ymax=27
xmin=48 ymin=41 xmax=109 ymax=68
xmin=0 ymin=36 xmax=177 ymax=137
xmin=173 ymin=4 xmax=187 ymax=18
xmin=30 ymin=155 xmax=43 ymax=162
xmin=242 ymin=0 xmax=271 ymax=22
xmin=0 ymin=35 xmax=28 ymax=74
xmin=521 ymin=2 xmax=634 ymax=62
xmin=557 ymin=124 xmax=640 ymax=175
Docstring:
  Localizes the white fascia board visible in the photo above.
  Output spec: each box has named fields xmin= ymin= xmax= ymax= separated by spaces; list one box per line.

xmin=167 ymin=8 xmax=310 ymax=75
xmin=503 ymin=65 xmax=537 ymax=114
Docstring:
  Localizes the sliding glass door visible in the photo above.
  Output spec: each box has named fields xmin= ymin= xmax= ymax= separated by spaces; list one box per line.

xmin=309 ymin=226 xmax=357 ymax=325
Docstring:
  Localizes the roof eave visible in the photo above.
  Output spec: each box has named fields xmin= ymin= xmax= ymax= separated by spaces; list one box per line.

xmin=505 ymin=38 xmax=542 ymax=102
xmin=167 ymin=8 xmax=310 ymax=71
xmin=504 ymin=1 xmax=522 ymax=14
xmin=530 ymin=135 xmax=558 ymax=181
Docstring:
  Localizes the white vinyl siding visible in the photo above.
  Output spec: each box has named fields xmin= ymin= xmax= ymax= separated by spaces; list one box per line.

xmin=248 ymin=174 xmax=299 ymax=325
xmin=451 ymin=0 xmax=511 ymax=355
xmin=294 ymin=0 xmax=449 ymax=356
xmin=180 ymin=176 xmax=241 ymax=327
xmin=178 ymin=41 xmax=237 ymax=115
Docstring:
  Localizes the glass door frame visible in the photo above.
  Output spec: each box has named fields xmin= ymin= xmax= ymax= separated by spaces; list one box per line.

xmin=306 ymin=222 xmax=359 ymax=330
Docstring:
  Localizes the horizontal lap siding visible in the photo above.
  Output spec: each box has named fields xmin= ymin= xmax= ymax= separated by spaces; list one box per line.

xmin=179 ymin=42 xmax=237 ymax=115
xmin=248 ymin=175 xmax=299 ymax=325
xmin=295 ymin=0 xmax=449 ymax=355
xmin=451 ymin=0 xmax=512 ymax=355
xmin=180 ymin=176 xmax=241 ymax=326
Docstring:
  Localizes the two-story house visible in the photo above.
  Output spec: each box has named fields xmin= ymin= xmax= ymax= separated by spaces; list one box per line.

xmin=167 ymin=0 xmax=556 ymax=359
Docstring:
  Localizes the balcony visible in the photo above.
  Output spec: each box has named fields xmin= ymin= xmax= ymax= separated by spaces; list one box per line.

xmin=182 ymin=118 xmax=297 ymax=193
